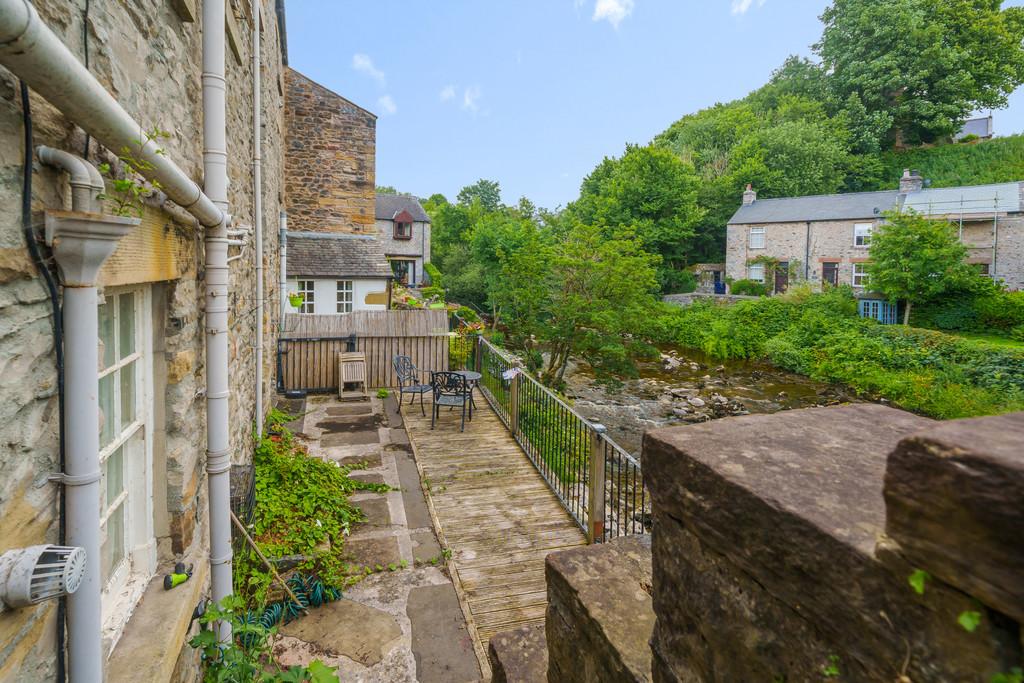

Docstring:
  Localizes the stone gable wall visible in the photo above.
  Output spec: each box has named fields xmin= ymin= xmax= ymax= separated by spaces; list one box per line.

xmin=0 ymin=0 xmax=286 ymax=678
xmin=284 ymin=68 xmax=376 ymax=235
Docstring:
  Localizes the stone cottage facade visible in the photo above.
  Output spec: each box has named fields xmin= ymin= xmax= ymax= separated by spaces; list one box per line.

xmin=285 ymin=233 xmax=392 ymax=313
xmin=0 ymin=1 xmax=286 ymax=680
xmin=374 ymin=194 xmax=432 ymax=286
xmin=726 ymin=172 xmax=1024 ymax=293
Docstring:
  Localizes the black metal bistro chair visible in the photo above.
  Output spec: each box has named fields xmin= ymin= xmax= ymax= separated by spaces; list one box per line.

xmin=392 ymin=355 xmax=431 ymax=416
xmin=430 ymin=371 xmax=471 ymax=432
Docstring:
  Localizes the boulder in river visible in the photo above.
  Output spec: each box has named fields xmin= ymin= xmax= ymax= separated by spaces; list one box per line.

xmin=688 ymin=397 xmax=706 ymax=408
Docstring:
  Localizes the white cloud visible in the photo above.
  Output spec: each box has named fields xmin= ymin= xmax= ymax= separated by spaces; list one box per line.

xmin=376 ymin=95 xmax=397 ymax=116
xmin=462 ymin=86 xmax=482 ymax=113
xmin=731 ymin=0 xmax=767 ymax=16
xmin=592 ymin=0 xmax=634 ymax=28
xmin=352 ymin=53 xmax=386 ymax=87
xmin=439 ymin=84 xmax=456 ymax=102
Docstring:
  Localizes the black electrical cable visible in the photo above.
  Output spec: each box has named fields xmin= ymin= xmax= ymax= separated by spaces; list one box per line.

xmin=19 ymin=80 xmax=68 ymax=683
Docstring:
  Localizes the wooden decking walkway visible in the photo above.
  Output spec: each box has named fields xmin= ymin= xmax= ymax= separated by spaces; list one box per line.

xmin=402 ymin=393 xmax=588 ymax=667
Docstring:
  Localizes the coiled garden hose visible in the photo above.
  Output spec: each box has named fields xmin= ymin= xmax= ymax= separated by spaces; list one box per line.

xmin=239 ymin=574 xmax=342 ymax=647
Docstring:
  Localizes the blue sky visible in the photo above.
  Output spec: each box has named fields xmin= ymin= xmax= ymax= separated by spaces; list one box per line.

xmin=287 ymin=0 xmax=1024 ymax=210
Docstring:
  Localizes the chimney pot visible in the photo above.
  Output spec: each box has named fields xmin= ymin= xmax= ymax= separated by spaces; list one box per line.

xmin=899 ymin=168 xmax=924 ymax=194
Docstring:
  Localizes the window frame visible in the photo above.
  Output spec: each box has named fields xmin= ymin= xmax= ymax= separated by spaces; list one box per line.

xmin=853 ymin=223 xmax=873 ymax=248
xmin=394 ymin=221 xmax=413 ymax=240
xmin=852 ymin=263 xmax=868 ymax=287
xmin=297 ymin=279 xmax=316 ymax=314
xmin=97 ymin=286 xmax=155 ymax=648
xmin=748 ymin=226 xmax=766 ymax=250
xmin=336 ymin=280 xmax=353 ymax=314
xmin=747 ymin=263 xmax=765 ymax=283
xmin=821 ymin=261 xmax=840 ymax=287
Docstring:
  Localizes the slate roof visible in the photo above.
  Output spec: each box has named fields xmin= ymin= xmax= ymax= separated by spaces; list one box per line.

xmin=286 ymin=232 xmax=392 ymax=279
xmin=728 ymin=190 xmax=899 ymax=225
xmin=728 ymin=181 xmax=1022 ymax=225
xmin=375 ymin=194 xmax=431 ymax=223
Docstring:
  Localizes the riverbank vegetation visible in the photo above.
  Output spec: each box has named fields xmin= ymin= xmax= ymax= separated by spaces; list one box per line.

xmin=647 ymin=287 xmax=1024 ymax=419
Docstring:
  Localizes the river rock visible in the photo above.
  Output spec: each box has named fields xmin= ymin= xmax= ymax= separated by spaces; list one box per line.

xmin=669 ymin=388 xmax=690 ymax=399
xmin=688 ymin=397 xmax=706 ymax=408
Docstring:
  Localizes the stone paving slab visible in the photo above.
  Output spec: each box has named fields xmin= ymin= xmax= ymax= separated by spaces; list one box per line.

xmin=349 ymin=471 xmax=387 ymax=486
xmin=408 ymin=583 xmax=482 ymax=683
xmin=279 ymin=599 xmax=403 ymax=667
xmin=354 ymin=496 xmax=392 ymax=530
xmin=327 ymin=404 xmax=374 ymax=417
xmin=322 ymin=430 xmax=381 ymax=447
xmin=411 ymin=530 xmax=443 ymax=564
xmin=317 ymin=414 xmax=382 ymax=433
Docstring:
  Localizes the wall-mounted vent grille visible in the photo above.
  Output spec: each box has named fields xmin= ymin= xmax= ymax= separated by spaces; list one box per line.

xmin=0 ymin=545 xmax=86 ymax=610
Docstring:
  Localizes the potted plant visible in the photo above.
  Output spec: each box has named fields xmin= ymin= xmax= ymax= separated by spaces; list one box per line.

xmin=288 ymin=292 xmax=304 ymax=309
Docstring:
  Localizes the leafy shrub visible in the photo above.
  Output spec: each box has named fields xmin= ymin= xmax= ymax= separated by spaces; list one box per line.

xmin=235 ymin=424 xmax=387 ymax=605
xmin=421 ymin=285 xmax=444 ymax=299
xmin=663 ymin=269 xmax=697 ymax=294
xmin=454 ymin=305 xmax=480 ymax=323
xmin=424 ymin=262 xmax=443 ymax=287
xmin=730 ymin=279 xmax=768 ymax=296
xmin=912 ymin=280 xmax=1024 ymax=334
xmin=190 ymin=596 xmax=338 ymax=682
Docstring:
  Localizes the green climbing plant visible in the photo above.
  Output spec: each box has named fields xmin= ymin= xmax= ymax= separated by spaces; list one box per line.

xmin=189 ymin=596 xmax=338 ymax=682
xmin=97 ymin=127 xmax=170 ymax=218
xmin=234 ymin=414 xmax=388 ymax=605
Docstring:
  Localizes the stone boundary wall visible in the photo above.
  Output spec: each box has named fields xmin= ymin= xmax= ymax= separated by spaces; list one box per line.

xmin=643 ymin=404 xmax=1023 ymax=682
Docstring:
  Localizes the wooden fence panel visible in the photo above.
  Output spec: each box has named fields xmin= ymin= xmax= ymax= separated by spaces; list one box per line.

xmin=277 ymin=335 xmax=450 ymax=393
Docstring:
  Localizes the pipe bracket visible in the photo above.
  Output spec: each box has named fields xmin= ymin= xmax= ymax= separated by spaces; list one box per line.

xmin=210 ymin=553 xmax=232 ymax=566
xmin=48 ymin=471 xmax=101 ymax=486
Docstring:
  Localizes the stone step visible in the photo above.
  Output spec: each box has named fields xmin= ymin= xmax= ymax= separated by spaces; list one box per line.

xmin=488 ymin=623 xmax=548 ymax=683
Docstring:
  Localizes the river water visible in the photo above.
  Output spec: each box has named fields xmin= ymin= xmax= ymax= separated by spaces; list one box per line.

xmin=563 ymin=346 xmax=858 ymax=456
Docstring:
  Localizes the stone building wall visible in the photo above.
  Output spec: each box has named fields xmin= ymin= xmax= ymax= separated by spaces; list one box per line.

xmin=0 ymin=0 xmax=285 ymax=679
xmin=284 ymin=68 xmax=376 ymax=235
xmin=727 ymin=210 xmax=1024 ymax=291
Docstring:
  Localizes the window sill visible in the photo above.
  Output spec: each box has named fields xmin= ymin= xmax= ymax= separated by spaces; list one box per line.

xmin=106 ymin=559 xmax=207 ymax=682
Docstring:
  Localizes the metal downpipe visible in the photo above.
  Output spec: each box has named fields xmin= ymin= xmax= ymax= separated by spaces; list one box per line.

xmin=252 ymin=0 xmax=264 ymax=433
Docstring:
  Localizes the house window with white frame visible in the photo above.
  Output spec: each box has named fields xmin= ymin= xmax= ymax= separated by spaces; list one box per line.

xmin=297 ymin=280 xmax=315 ymax=314
xmin=748 ymin=263 xmax=765 ymax=282
xmin=97 ymin=287 xmax=154 ymax=641
xmin=854 ymin=223 xmax=873 ymax=247
xmin=336 ymin=280 xmax=353 ymax=313
xmin=852 ymin=263 xmax=868 ymax=287
xmin=748 ymin=226 xmax=766 ymax=249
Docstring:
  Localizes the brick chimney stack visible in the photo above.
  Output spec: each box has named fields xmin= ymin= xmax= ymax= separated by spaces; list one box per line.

xmin=899 ymin=169 xmax=924 ymax=194
xmin=742 ymin=184 xmax=757 ymax=206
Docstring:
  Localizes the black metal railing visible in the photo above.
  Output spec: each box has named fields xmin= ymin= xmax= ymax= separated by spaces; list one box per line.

xmin=464 ymin=329 xmax=650 ymax=542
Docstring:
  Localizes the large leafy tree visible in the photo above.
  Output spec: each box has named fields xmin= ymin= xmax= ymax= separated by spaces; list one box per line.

xmin=816 ymin=0 xmax=1024 ymax=146
xmin=867 ymin=211 xmax=974 ymax=324
xmin=538 ymin=222 xmax=661 ymax=385
xmin=456 ymin=179 xmax=502 ymax=212
xmin=570 ymin=144 xmax=704 ymax=291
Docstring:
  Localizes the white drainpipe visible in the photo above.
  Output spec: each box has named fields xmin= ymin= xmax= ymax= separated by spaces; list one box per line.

xmin=38 ymin=151 xmax=123 ymax=683
xmin=279 ymin=211 xmax=288 ymax=331
xmin=0 ymin=0 xmax=235 ymax=653
xmin=252 ymin=0 xmax=264 ymax=433
xmin=0 ymin=0 xmax=222 ymax=229
xmin=202 ymin=0 xmax=234 ymax=641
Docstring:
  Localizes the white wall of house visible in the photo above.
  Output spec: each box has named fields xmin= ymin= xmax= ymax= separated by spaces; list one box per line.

xmin=287 ymin=277 xmax=389 ymax=313
xmin=375 ymin=218 xmax=431 ymax=285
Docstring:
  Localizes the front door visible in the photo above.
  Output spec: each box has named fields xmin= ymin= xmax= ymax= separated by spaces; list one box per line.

xmin=774 ymin=262 xmax=789 ymax=293
xmin=390 ymin=259 xmax=415 ymax=286
xmin=822 ymin=261 xmax=839 ymax=287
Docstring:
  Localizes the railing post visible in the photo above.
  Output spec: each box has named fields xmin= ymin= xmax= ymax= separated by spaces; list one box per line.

xmin=509 ymin=371 xmax=520 ymax=435
xmin=474 ymin=334 xmax=483 ymax=374
xmin=588 ymin=423 xmax=607 ymax=544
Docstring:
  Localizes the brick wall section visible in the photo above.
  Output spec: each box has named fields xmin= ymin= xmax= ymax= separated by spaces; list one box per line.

xmin=284 ymin=68 xmax=376 ymax=235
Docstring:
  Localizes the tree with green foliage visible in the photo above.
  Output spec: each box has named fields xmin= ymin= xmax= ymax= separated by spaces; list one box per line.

xmin=570 ymin=144 xmax=704 ymax=291
xmin=867 ymin=211 xmax=974 ymax=324
xmin=538 ymin=222 xmax=661 ymax=385
xmin=816 ymin=0 xmax=1024 ymax=146
xmin=457 ymin=178 xmax=502 ymax=211
xmin=376 ymin=185 xmax=400 ymax=195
